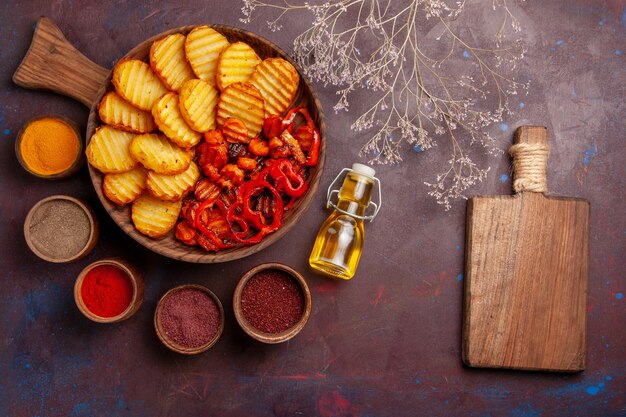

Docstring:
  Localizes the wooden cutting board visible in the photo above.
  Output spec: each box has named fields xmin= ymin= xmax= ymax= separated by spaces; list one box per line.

xmin=462 ymin=126 xmax=589 ymax=372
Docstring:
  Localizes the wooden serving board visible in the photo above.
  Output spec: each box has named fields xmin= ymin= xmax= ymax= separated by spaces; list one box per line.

xmin=13 ymin=17 xmax=326 ymax=263
xmin=463 ymin=126 xmax=589 ymax=372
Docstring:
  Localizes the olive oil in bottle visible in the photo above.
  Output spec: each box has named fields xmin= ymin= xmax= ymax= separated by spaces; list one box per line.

xmin=309 ymin=163 xmax=380 ymax=280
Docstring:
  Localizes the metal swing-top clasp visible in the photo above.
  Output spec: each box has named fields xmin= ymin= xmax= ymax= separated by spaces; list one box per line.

xmin=325 ymin=164 xmax=382 ymax=222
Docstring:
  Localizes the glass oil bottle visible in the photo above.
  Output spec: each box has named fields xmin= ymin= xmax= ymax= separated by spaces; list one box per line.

xmin=309 ymin=163 xmax=381 ymax=280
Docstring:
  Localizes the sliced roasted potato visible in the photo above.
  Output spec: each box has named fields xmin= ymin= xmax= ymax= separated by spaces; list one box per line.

xmin=146 ymin=161 xmax=200 ymax=201
xmin=98 ymin=91 xmax=156 ymax=133
xmin=216 ymin=82 xmax=264 ymax=142
xmin=152 ymin=92 xmax=202 ymax=148
xmin=86 ymin=126 xmax=137 ymax=173
xmin=129 ymin=133 xmax=193 ymax=175
xmin=131 ymin=195 xmax=182 ymax=238
xmin=184 ymin=26 xmax=230 ymax=84
xmin=178 ymin=79 xmax=219 ymax=133
xmin=216 ymin=42 xmax=261 ymax=91
xmin=103 ymin=166 xmax=148 ymax=205
xmin=112 ymin=59 xmax=168 ymax=111
xmin=250 ymin=58 xmax=300 ymax=116
xmin=150 ymin=33 xmax=195 ymax=92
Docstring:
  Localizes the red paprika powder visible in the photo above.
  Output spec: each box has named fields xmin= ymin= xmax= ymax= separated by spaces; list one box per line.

xmin=81 ymin=264 xmax=133 ymax=318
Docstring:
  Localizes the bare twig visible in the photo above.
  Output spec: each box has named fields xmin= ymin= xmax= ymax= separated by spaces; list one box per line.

xmin=241 ymin=0 xmax=527 ymax=209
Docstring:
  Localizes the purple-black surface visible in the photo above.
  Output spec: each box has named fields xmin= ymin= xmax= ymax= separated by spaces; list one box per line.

xmin=0 ymin=1 xmax=624 ymax=416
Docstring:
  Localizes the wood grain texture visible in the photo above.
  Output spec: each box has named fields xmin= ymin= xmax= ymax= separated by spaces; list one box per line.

xmin=463 ymin=126 xmax=590 ymax=372
xmin=13 ymin=17 xmax=109 ymax=107
xmin=15 ymin=18 xmax=326 ymax=263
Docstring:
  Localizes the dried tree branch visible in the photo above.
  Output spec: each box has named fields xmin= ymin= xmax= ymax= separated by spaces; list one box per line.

xmin=241 ymin=0 xmax=527 ymax=209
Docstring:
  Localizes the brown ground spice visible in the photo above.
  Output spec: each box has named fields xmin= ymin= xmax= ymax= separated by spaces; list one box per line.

xmin=241 ymin=269 xmax=304 ymax=334
xmin=29 ymin=199 xmax=90 ymax=259
xmin=160 ymin=288 xmax=221 ymax=348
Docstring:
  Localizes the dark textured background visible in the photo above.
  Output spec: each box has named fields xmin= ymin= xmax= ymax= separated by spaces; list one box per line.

xmin=0 ymin=1 xmax=624 ymax=416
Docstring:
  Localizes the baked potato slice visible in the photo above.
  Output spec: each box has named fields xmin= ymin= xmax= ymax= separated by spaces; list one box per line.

xmin=250 ymin=58 xmax=299 ymax=116
xmin=178 ymin=79 xmax=219 ymax=133
xmin=103 ymin=166 xmax=148 ymax=205
xmin=184 ymin=26 xmax=230 ymax=84
xmin=129 ymin=133 xmax=193 ymax=175
xmin=150 ymin=33 xmax=195 ymax=92
xmin=86 ymin=126 xmax=137 ymax=174
xmin=131 ymin=195 xmax=182 ymax=239
xmin=112 ymin=58 xmax=168 ymax=111
xmin=98 ymin=91 xmax=156 ymax=134
xmin=216 ymin=42 xmax=261 ymax=91
xmin=146 ymin=161 xmax=200 ymax=202
xmin=152 ymin=92 xmax=202 ymax=148
xmin=216 ymin=82 xmax=264 ymax=142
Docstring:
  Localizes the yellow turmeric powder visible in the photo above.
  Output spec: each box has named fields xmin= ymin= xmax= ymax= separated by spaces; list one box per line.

xmin=19 ymin=117 xmax=80 ymax=176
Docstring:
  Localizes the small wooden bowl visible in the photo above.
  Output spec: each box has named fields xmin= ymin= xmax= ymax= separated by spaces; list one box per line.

xmin=74 ymin=258 xmax=144 ymax=323
xmin=233 ymin=263 xmax=312 ymax=344
xmin=15 ymin=115 xmax=84 ymax=179
xmin=154 ymin=284 xmax=225 ymax=355
xmin=24 ymin=195 xmax=99 ymax=263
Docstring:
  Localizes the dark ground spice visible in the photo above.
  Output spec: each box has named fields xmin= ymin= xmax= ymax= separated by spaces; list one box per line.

xmin=29 ymin=199 xmax=90 ymax=259
xmin=160 ymin=288 xmax=221 ymax=348
xmin=241 ymin=269 xmax=304 ymax=334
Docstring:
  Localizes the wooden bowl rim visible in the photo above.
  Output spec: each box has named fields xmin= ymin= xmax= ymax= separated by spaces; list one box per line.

xmin=86 ymin=24 xmax=327 ymax=263
xmin=154 ymin=284 xmax=225 ymax=355
xmin=233 ymin=262 xmax=312 ymax=344
xmin=74 ymin=258 xmax=143 ymax=323
xmin=24 ymin=194 xmax=99 ymax=263
xmin=15 ymin=115 xmax=84 ymax=179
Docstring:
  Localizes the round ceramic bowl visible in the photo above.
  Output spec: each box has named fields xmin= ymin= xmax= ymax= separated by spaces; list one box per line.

xmin=233 ymin=263 xmax=312 ymax=344
xmin=154 ymin=284 xmax=225 ymax=355
xmin=24 ymin=195 xmax=99 ymax=263
xmin=15 ymin=115 xmax=84 ymax=179
xmin=74 ymin=258 xmax=144 ymax=323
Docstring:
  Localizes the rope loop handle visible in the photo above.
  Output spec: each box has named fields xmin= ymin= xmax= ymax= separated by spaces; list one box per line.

xmin=509 ymin=126 xmax=550 ymax=194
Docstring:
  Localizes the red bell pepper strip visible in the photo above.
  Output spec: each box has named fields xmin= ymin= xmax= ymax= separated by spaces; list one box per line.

xmin=226 ymin=201 xmax=274 ymax=245
xmin=239 ymin=180 xmax=284 ymax=232
xmin=263 ymin=116 xmax=283 ymax=139
xmin=281 ymin=107 xmax=302 ymax=128
xmin=249 ymin=165 xmax=271 ymax=182
xmin=281 ymin=194 xmax=296 ymax=211
xmin=197 ymin=233 xmax=219 ymax=252
xmin=281 ymin=107 xmax=320 ymax=167
xmin=270 ymin=159 xmax=308 ymax=198
xmin=294 ymin=125 xmax=313 ymax=151
xmin=195 ymin=198 xmax=231 ymax=249
xmin=225 ymin=201 xmax=251 ymax=241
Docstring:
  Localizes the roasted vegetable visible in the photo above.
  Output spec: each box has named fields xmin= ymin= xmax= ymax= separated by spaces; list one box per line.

xmin=103 ymin=166 xmax=147 ymax=205
xmin=129 ymin=133 xmax=193 ymax=175
xmin=87 ymin=126 xmax=137 ymax=174
xmin=112 ymin=59 xmax=167 ymax=111
xmin=150 ymin=33 xmax=195 ymax=92
xmin=132 ymin=195 xmax=182 ymax=238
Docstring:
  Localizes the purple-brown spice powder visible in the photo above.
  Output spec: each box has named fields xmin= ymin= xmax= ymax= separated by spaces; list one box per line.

xmin=160 ymin=288 xmax=221 ymax=348
xmin=241 ymin=269 xmax=304 ymax=334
